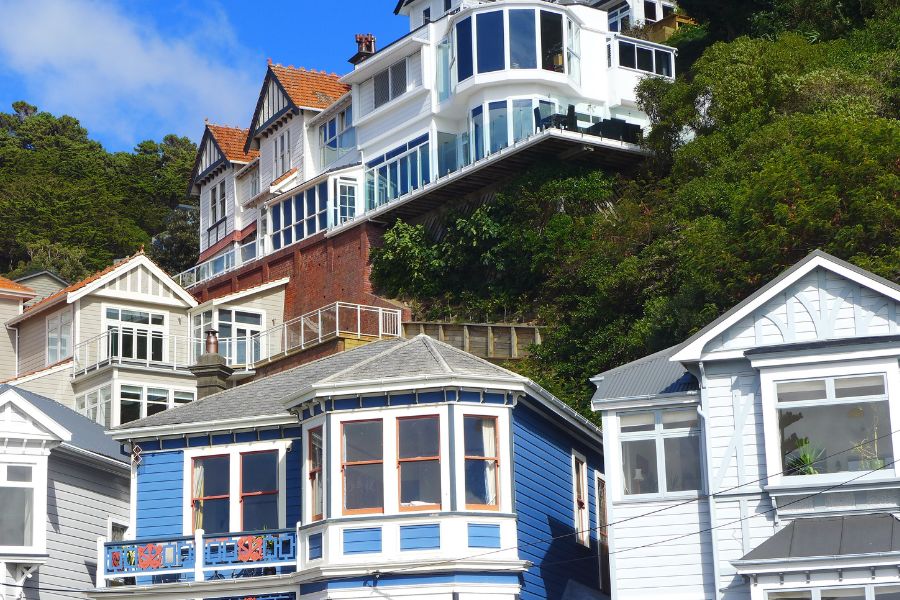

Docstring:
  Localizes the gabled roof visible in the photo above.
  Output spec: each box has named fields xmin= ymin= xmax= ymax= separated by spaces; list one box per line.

xmin=111 ymin=335 xmax=599 ymax=441
xmin=0 ymin=385 xmax=127 ymax=464
xmin=671 ymin=250 xmax=900 ymax=363
xmin=13 ymin=270 xmax=69 ymax=287
xmin=736 ymin=514 xmax=900 ymax=567
xmin=591 ymin=343 xmax=698 ymax=405
xmin=207 ymin=124 xmax=258 ymax=163
xmin=0 ymin=274 xmax=35 ymax=298
xmin=7 ymin=252 xmax=197 ymax=325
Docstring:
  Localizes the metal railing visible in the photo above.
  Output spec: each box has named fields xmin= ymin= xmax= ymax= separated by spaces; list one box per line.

xmin=251 ymin=302 xmax=402 ymax=363
xmin=175 ymin=239 xmax=260 ymax=288
xmin=72 ymin=329 xmax=194 ymax=378
xmin=98 ymin=527 xmax=297 ymax=587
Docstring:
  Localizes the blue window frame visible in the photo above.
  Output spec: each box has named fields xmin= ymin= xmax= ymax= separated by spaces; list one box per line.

xmin=476 ymin=11 xmax=505 ymax=73
xmin=456 ymin=17 xmax=473 ymax=81
xmin=509 ymin=9 xmax=537 ymax=69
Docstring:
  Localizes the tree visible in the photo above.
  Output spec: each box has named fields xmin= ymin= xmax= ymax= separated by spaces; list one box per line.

xmin=148 ymin=205 xmax=200 ymax=275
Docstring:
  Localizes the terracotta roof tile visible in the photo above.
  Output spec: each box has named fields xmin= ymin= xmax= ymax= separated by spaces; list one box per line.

xmin=269 ymin=65 xmax=349 ymax=110
xmin=270 ymin=167 xmax=298 ymax=188
xmin=0 ymin=275 xmax=35 ymax=296
xmin=207 ymin=124 xmax=259 ymax=163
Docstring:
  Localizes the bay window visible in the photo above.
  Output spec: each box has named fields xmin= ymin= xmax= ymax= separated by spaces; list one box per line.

xmin=472 ymin=106 xmax=484 ymax=162
xmin=620 ymin=408 xmax=701 ymax=496
xmin=0 ymin=464 xmax=34 ymax=547
xmin=778 ymin=374 xmax=892 ymax=476
xmin=363 ymin=136 xmax=430 ymax=209
xmin=47 ymin=310 xmax=72 ymax=364
xmin=540 ymin=11 xmax=564 ymax=73
xmin=192 ymin=455 xmax=230 ymax=534
xmin=398 ymin=416 xmax=441 ymax=511
xmin=456 ymin=17 xmax=473 ymax=82
xmin=342 ymin=420 xmax=384 ymax=514
xmin=320 ymin=106 xmax=355 ymax=167
xmin=241 ymin=451 xmax=279 ymax=530
xmin=464 ymin=415 xmax=499 ymax=509
xmin=309 ymin=427 xmax=324 ymax=521
xmin=270 ymin=182 xmax=330 ymax=251
xmin=617 ymin=41 xmax=674 ymax=77
xmin=476 ymin=11 xmax=505 ymax=73
xmin=115 ymin=384 xmax=195 ymax=426
xmin=509 ymin=9 xmax=537 ymax=69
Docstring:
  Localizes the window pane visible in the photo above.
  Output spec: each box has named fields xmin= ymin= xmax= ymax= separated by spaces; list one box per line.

xmin=512 ymin=99 xmax=533 ymax=141
xmin=399 ymin=417 xmax=439 ymax=458
xmin=662 ymin=408 xmax=697 ymax=430
xmin=768 ymin=594 xmax=812 ymax=600
xmin=636 ymin=46 xmax=653 ymax=72
xmin=644 ymin=0 xmax=657 ymax=21
xmin=476 ymin=11 xmax=505 ymax=73
xmin=654 ymin=49 xmax=672 ymax=76
xmin=489 ymin=101 xmax=509 ymax=154
xmin=344 ymin=463 xmax=383 ymax=511
xmin=456 ymin=17 xmax=473 ymax=81
xmin=620 ymin=412 xmax=655 ymax=433
xmin=400 ymin=460 xmax=441 ymax=506
xmin=540 ymin=11 xmax=564 ymax=72
xmin=777 ymin=379 xmax=826 ymax=402
xmin=618 ymin=41 xmax=636 ymax=69
xmin=781 ymin=401 xmax=893 ymax=474
xmin=197 ymin=456 xmax=230 ymax=496
xmin=242 ymin=452 xmax=278 ymax=493
xmin=622 ymin=439 xmax=658 ymax=495
xmin=875 ymin=586 xmax=900 ymax=599
xmin=822 ymin=590 xmax=866 ymax=600
xmin=7 ymin=466 xmax=32 ymax=482
xmin=835 ymin=375 xmax=885 ymax=398
xmin=195 ymin=497 xmax=229 ymax=534
xmin=243 ymin=494 xmax=278 ymax=531
xmin=344 ymin=421 xmax=382 ymax=462
xmin=235 ymin=311 xmax=262 ymax=326
xmin=0 ymin=487 xmax=32 ymax=546
xmin=464 ymin=416 xmax=496 ymax=456
xmin=465 ymin=459 xmax=497 ymax=505
xmin=509 ymin=10 xmax=537 ymax=69
xmin=390 ymin=60 xmax=407 ymax=99
xmin=472 ymin=106 xmax=484 ymax=161
xmin=664 ymin=435 xmax=702 ymax=492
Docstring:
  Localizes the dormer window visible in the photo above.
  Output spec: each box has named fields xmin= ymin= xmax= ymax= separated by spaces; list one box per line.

xmin=778 ymin=375 xmax=892 ymax=476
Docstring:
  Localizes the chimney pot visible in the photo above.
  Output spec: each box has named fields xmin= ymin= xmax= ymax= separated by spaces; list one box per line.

xmin=350 ymin=34 xmax=377 ymax=65
xmin=205 ymin=329 xmax=219 ymax=355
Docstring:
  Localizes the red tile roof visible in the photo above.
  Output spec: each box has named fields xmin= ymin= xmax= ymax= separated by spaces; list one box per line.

xmin=196 ymin=223 xmax=258 ymax=264
xmin=0 ymin=358 xmax=72 ymax=384
xmin=269 ymin=64 xmax=349 ymax=110
xmin=0 ymin=275 xmax=34 ymax=296
xmin=207 ymin=124 xmax=259 ymax=164
xmin=270 ymin=167 xmax=298 ymax=188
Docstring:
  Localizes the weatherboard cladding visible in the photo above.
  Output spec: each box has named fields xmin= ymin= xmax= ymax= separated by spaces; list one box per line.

xmin=513 ymin=401 xmax=602 ymax=600
xmin=591 ymin=343 xmax=698 ymax=402
xmin=115 ymin=335 xmax=524 ymax=431
xmin=136 ymin=450 xmax=184 ymax=538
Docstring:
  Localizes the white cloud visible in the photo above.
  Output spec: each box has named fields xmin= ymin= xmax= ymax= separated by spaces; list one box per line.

xmin=0 ymin=0 xmax=261 ymax=150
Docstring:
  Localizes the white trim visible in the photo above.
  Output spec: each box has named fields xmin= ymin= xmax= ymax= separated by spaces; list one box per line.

xmin=68 ymin=255 xmax=198 ymax=308
xmin=672 ymin=254 xmax=900 ymax=363
xmin=5 ymin=360 xmax=72 ymax=385
xmin=748 ymin=344 xmax=900 ymax=369
xmin=192 ymin=278 xmax=289 ymax=310
xmin=572 ymin=449 xmax=590 ymax=547
xmin=109 ymin=414 xmax=298 ymax=441
xmin=0 ymin=388 xmax=72 ymax=442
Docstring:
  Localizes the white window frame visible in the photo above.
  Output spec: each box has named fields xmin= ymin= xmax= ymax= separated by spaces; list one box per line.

xmin=372 ymin=58 xmax=409 ymax=110
xmin=618 ymin=406 xmax=702 ymax=498
xmin=760 ymin=357 xmax=900 ymax=488
xmin=303 ymin=418 xmax=327 ymax=524
xmin=0 ymin=456 xmax=47 ymax=555
xmin=75 ymin=382 xmax=113 ymax=428
xmin=335 ymin=178 xmax=358 ymax=225
xmin=275 ymin=130 xmax=291 ymax=176
xmin=216 ymin=306 xmax=265 ymax=366
xmin=572 ymin=450 xmax=590 ymax=547
xmin=46 ymin=308 xmax=73 ymax=365
xmin=181 ymin=441 xmax=289 ymax=536
xmin=102 ymin=304 xmax=170 ymax=365
xmin=115 ymin=380 xmax=196 ymax=427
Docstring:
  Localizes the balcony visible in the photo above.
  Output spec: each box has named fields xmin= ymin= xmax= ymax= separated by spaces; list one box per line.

xmin=97 ymin=528 xmax=297 ymax=587
xmin=175 ymin=239 xmax=260 ymax=288
xmin=72 ymin=330 xmax=194 ymax=378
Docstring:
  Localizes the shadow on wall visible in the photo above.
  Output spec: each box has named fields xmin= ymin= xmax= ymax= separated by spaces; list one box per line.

xmin=535 ymin=516 xmax=603 ymax=600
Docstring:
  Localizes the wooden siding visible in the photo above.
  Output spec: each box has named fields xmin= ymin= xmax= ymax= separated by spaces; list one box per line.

xmin=19 ymin=273 xmax=67 ymax=308
xmin=136 ymin=451 xmax=184 ymax=538
xmin=357 ymin=94 xmax=431 ymax=152
xmin=704 ymin=267 xmax=900 ymax=355
xmin=37 ymin=453 xmax=129 ymax=600
xmin=467 ymin=523 xmax=501 ymax=548
xmin=512 ymin=401 xmax=603 ymax=600
xmin=79 ymin=293 xmax=192 ymax=343
xmin=343 ymin=527 xmax=382 ymax=554
xmin=713 ymin=497 xmax=778 ymax=599
xmin=18 ymin=304 xmax=69 ymax=374
xmin=16 ymin=367 xmax=75 ymax=408
xmin=400 ymin=524 xmax=441 ymax=550
xmin=0 ymin=298 xmax=19 ymax=380
xmin=611 ymin=499 xmax=716 ymax=598
xmin=286 ymin=438 xmax=302 ymax=528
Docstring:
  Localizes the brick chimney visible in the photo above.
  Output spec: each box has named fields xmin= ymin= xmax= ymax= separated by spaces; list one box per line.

xmin=188 ymin=330 xmax=234 ymax=399
xmin=349 ymin=33 xmax=377 ymax=65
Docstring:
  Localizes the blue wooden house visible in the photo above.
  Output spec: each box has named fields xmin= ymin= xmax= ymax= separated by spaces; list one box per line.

xmin=90 ymin=335 xmax=606 ymax=600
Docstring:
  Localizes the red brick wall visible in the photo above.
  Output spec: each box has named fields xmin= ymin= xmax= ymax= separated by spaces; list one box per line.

xmin=190 ymin=222 xmax=409 ymax=322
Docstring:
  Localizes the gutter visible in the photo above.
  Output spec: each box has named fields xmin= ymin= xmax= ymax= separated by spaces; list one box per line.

xmin=109 ymin=414 xmax=299 ymax=442
xmin=57 ymin=443 xmax=129 ymax=473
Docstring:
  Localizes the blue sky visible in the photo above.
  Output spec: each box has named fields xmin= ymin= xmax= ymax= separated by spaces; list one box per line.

xmin=0 ymin=0 xmax=408 ymax=152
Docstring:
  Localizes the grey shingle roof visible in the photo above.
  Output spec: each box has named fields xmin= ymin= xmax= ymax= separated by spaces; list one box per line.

xmin=115 ymin=335 xmax=524 ymax=431
xmin=1 ymin=384 xmax=127 ymax=463
xmin=591 ymin=343 xmax=698 ymax=402
xmin=739 ymin=514 xmax=900 ymax=562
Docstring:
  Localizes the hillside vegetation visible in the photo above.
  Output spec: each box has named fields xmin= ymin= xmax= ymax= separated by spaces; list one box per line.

xmin=0 ymin=101 xmax=197 ymax=281
xmin=371 ymin=1 xmax=900 ymax=415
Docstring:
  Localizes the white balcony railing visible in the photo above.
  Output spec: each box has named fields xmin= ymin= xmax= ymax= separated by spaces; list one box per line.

xmin=250 ymin=302 xmax=402 ymax=364
xmin=72 ymin=329 xmax=194 ymax=378
xmin=175 ymin=239 xmax=260 ymax=288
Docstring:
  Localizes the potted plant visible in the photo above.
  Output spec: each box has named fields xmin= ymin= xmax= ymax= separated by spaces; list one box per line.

xmin=786 ymin=438 xmax=824 ymax=475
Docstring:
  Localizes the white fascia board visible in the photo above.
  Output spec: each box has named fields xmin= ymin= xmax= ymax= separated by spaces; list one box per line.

xmin=192 ymin=278 xmax=290 ymax=311
xmin=340 ymin=36 xmax=428 ymax=85
xmin=284 ymin=375 xmax=529 ymax=409
xmin=0 ymin=388 xmax=72 ymax=442
xmin=5 ymin=360 xmax=72 ymax=384
xmin=732 ymin=551 xmax=900 ymax=574
xmin=233 ymin=157 xmax=259 ymax=179
xmin=671 ymin=254 xmax=900 ymax=363
xmin=591 ymin=392 xmax=700 ymax=413
xmin=5 ymin=295 xmax=67 ymax=326
xmin=748 ymin=344 xmax=900 ymax=369
xmin=68 ymin=255 xmax=198 ymax=308
xmin=109 ymin=414 xmax=298 ymax=442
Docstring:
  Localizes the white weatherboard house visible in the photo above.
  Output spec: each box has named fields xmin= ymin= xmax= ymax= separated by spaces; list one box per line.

xmin=592 ymin=251 xmax=900 ymax=600
xmin=0 ymin=384 xmax=130 ymax=600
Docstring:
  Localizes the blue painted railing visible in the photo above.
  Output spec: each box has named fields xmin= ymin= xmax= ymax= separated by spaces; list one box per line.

xmin=100 ymin=528 xmax=297 ymax=586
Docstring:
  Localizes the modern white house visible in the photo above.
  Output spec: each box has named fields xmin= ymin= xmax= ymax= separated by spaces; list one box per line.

xmin=0 ymin=384 xmax=130 ymax=600
xmin=179 ymin=0 xmax=678 ymax=289
xmin=592 ymin=251 xmax=900 ymax=600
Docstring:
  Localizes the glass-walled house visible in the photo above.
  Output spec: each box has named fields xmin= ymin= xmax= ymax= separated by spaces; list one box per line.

xmin=94 ymin=335 xmax=607 ymax=600
xmin=592 ymin=251 xmax=900 ymax=600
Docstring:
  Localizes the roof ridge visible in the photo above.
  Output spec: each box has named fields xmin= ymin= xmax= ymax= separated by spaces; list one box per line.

xmin=425 ymin=335 xmax=525 ymax=379
xmin=317 ymin=337 xmax=418 ymax=385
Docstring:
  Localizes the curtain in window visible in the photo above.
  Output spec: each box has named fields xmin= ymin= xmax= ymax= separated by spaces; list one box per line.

xmin=482 ymin=419 xmax=498 ymax=505
xmin=193 ymin=460 xmax=204 ymax=530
